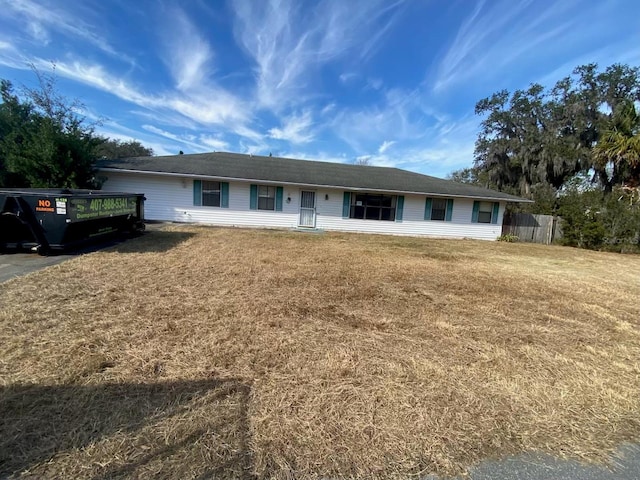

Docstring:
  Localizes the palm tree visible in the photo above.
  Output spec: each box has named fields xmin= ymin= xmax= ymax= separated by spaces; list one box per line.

xmin=593 ymin=100 xmax=640 ymax=189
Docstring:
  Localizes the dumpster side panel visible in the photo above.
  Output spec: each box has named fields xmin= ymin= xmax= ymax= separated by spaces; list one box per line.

xmin=15 ymin=194 xmax=76 ymax=247
xmin=0 ymin=194 xmax=40 ymax=248
xmin=0 ymin=195 xmax=51 ymax=249
xmin=0 ymin=190 xmax=145 ymax=252
xmin=67 ymin=196 xmax=139 ymax=222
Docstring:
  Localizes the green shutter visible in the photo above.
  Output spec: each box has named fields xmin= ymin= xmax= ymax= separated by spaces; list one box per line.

xmin=396 ymin=195 xmax=404 ymax=222
xmin=472 ymin=201 xmax=480 ymax=223
xmin=424 ymin=198 xmax=432 ymax=220
xmin=250 ymin=184 xmax=258 ymax=210
xmin=221 ymin=182 xmax=229 ymax=208
xmin=342 ymin=192 xmax=350 ymax=218
xmin=275 ymin=186 xmax=284 ymax=211
xmin=492 ymin=202 xmax=500 ymax=224
xmin=193 ymin=180 xmax=202 ymax=206
xmin=445 ymin=199 xmax=454 ymax=222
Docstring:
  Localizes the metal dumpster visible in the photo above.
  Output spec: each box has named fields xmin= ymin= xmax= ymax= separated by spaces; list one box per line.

xmin=0 ymin=188 xmax=145 ymax=254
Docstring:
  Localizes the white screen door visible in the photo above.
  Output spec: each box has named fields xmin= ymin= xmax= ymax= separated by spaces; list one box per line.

xmin=299 ymin=191 xmax=316 ymax=227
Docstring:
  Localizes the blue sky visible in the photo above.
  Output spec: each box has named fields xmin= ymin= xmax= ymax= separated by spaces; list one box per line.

xmin=1 ymin=0 xmax=639 ymax=178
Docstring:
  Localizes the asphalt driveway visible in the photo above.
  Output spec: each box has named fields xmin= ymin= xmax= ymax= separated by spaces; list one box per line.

xmin=0 ymin=252 xmax=76 ymax=284
xmin=0 ymin=223 xmax=167 ymax=284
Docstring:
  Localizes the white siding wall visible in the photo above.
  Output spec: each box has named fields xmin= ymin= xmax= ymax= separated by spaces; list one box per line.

xmin=101 ymin=172 xmax=504 ymax=240
xmin=314 ymin=189 xmax=503 ymax=240
xmin=101 ymin=172 xmax=299 ymax=228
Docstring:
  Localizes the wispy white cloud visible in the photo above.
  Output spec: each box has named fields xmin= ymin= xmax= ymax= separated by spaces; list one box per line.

xmin=162 ymin=8 xmax=213 ymax=91
xmin=142 ymin=124 xmax=198 ymax=148
xmin=96 ymin=121 xmax=177 ymax=157
xmin=26 ymin=58 xmax=251 ymax=131
xmin=366 ymin=78 xmax=384 ymax=91
xmin=47 ymin=60 xmax=156 ymax=107
xmin=233 ymin=125 xmax=264 ymax=142
xmin=349 ymin=139 xmax=476 ymax=177
xmin=230 ymin=0 xmax=407 ymax=109
xmin=318 ymin=0 xmax=406 ymax=62
xmin=431 ymin=0 xmax=600 ymax=92
xmin=1 ymin=0 xmax=634 ymax=182
xmin=332 ymin=101 xmax=479 ymax=177
xmin=240 ymin=142 xmax=266 ymax=156
xmin=199 ymin=134 xmax=229 ymax=151
xmin=280 ymin=150 xmax=350 ymax=165
xmin=129 ymin=109 xmax=200 ymax=130
xmin=338 ymin=74 xmax=383 ymax=91
xmin=0 ymin=52 xmax=264 ymax=147
xmin=331 ymin=87 xmax=432 ymax=151
xmin=268 ymin=111 xmax=315 ymax=144
xmin=320 ymin=103 xmax=336 ymax=116
xmin=393 ymin=116 xmax=479 ymax=176
xmin=141 ymin=124 xmax=229 ymax=152
xmin=0 ymin=0 xmax=128 ymax=61
xmin=26 ymin=20 xmax=49 ymax=44
xmin=165 ymin=91 xmax=248 ymax=127
xmin=535 ymin=39 xmax=640 ymax=88
xmin=0 ymin=41 xmax=25 ymax=69
xmin=434 ymin=0 xmax=531 ymax=91
xmin=378 ymin=140 xmax=395 ymax=154
xmin=0 ymin=5 xmax=260 ymax=138
xmin=339 ymin=72 xmax=359 ymax=84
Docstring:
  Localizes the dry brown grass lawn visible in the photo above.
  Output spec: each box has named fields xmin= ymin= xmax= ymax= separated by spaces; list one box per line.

xmin=1 ymin=225 xmax=640 ymax=479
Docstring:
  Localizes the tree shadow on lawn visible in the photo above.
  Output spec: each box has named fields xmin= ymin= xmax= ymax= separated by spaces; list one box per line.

xmin=0 ymin=378 xmax=254 ymax=479
xmin=109 ymin=229 xmax=196 ymax=254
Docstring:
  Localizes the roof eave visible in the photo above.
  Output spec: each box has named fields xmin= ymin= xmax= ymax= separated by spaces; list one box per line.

xmin=98 ymin=167 xmax=532 ymax=203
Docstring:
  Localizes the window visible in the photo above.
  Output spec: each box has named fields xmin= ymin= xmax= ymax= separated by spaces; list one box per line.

xmin=478 ymin=201 xmax=493 ymax=223
xmin=258 ymin=185 xmax=276 ymax=210
xmin=430 ymin=198 xmax=447 ymax=221
xmin=425 ymin=197 xmax=453 ymax=221
xmin=349 ymin=193 xmax=396 ymax=221
xmin=250 ymin=185 xmax=283 ymax=211
xmin=202 ymin=181 xmax=221 ymax=207
xmin=472 ymin=201 xmax=498 ymax=224
xmin=193 ymin=180 xmax=228 ymax=208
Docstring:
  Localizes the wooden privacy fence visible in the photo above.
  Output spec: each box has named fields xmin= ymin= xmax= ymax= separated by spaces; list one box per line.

xmin=502 ymin=213 xmax=563 ymax=245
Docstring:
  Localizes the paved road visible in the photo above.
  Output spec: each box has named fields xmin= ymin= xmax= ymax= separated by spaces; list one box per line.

xmin=424 ymin=443 xmax=640 ymax=480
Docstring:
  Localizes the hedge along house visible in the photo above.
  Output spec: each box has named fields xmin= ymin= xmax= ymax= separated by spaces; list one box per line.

xmin=97 ymin=152 xmax=530 ymax=241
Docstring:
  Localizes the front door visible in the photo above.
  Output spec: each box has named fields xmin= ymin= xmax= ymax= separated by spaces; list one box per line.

xmin=298 ymin=191 xmax=316 ymax=228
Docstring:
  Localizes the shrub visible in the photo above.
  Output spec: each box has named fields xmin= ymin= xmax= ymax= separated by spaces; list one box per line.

xmin=558 ymin=186 xmax=640 ymax=251
xmin=497 ymin=233 xmax=519 ymax=242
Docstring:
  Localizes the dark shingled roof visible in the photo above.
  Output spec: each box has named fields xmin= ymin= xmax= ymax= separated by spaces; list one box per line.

xmin=98 ymin=151 xmax=530 ymax=202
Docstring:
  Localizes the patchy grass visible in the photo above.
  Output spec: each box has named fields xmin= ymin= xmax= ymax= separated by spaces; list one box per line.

xmin=1 ymin=225 xmax=639 ymax=479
